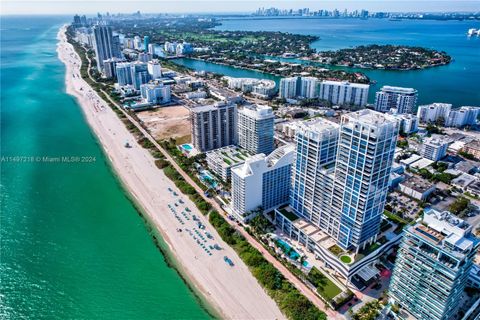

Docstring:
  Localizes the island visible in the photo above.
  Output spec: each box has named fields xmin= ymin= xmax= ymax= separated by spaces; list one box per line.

xmin=112 ymin=17 xmax=317 ymax=57
xmin=113 ymin=17 xmax=369 ymax=83
xmin=312 ymin=44 xmax=452 ymax=70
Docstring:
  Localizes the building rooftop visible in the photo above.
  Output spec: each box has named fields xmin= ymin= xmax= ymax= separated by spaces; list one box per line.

xmin=206 ymin=145 xmax=250 ymax=167
xmin=400 ymin=175 xmax=435 ymax=193
xmin=465 ymin=140 xmax=480 ymax=151
xmin=418 ymin=208 xmax=479 ymax=257
xmin=232 ymin=145 xmax=294 ymax=179
xmin=190 ymin=102 xmax=235 ymax=113
xmin=322 ymin=80 xmax=370 ymax=89
xmin=410 ymin=158 xmax=434 ymax=170
xmin=424 ymin=136 xmax=450 ymax=147
xmin=342 ymin=109 xmax=398 ymax=127
xmin=239 ymin=104 xmax=274 ymax=120
xmin=451 ymin=173 xmax=476 ymax=188
xmin=295 ymin=118 xmax=339 ymax=138
xmin=400 ymin=154 xmax=422 ymax=166
xmin=418 ymin=102 xmax=452 ymax=109
xmin=380 ymin=85 xmax=417 ymax=94
xmin=266 ymin=144 xmax=295 ymax=167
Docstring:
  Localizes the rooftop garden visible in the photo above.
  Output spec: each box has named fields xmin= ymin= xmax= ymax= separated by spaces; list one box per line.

xmin=278 ymin=207 xmax=299 ymax=222
xmin=328 ymin=244 xmax=344 ymax=256
xmin=340 ymin=255 xmax=353 ymax=264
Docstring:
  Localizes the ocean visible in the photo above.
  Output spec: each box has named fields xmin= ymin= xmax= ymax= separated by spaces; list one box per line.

xmin=175 ymin=17 xmax=480 ymax=107
xmin=0 ymin=16 xmax=213 ymax=319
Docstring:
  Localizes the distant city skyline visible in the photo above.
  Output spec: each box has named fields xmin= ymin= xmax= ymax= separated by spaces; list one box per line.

xmin=3 ymin=0 xmax=480 ymax=15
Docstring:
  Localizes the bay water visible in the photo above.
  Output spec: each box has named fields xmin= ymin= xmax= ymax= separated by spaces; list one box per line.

xmin=0 ymin=16 xmax=213 ymax=320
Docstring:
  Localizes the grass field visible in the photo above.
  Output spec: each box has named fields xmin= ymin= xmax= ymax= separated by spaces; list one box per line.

xmin=307 ymin=267 xmax=342 ymax=301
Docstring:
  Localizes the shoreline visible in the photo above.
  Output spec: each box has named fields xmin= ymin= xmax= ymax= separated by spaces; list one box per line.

xmin=56 ymin=25 xmax=285 ymax=320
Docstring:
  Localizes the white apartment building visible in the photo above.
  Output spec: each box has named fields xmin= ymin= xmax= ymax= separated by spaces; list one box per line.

xmin=421 ymin=136 xmax=449 ymax=161
xmin=238 ymin=105 xmax=275 ymax=155
xmin=299 ymin=77 xmax=320 ymax=99
xmin=445 ymin=106 xmax=480 ymax=128
xmin=224 ymin=77 xmax=276 ymax=99
xmin=231 ymin=144 xmax=295 ymax=221
xmin=392 ymin=113 xmax=419 ymax=134
xmin=140 ymin=81 xmax=171 ymax=105
xmin=417 ymin=103 xmax=452 ymax=124
xmin=279 ymin=77 xmax=299 ymax=99
xmin=319 ymin=80 xmax=369 ymax=106
xmin=375 ymin=86 xmax=418 ymax=114
xmin=147 ymin=59 xmax=162 ymax=79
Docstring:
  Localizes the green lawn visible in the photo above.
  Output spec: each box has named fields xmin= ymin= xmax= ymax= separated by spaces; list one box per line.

xmin=328 ymin=244 xmax=344 ymax=256
xmin=383 ymin=210 xmax=409 ymax=224
xmin=340 ymin=255 xmax=352 ymax=264
xmin=307 ymin=267 xmax=342 ymax=301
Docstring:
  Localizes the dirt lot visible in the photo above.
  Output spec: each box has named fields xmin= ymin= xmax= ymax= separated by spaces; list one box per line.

xmin=137 ymin=106 xmax=191 ymax=144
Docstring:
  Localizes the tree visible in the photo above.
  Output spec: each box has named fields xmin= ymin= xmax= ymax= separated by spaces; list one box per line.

xmin=397 ymin=139 xmax=409 ymax=149
xmin=249 ymin=213 xmax=270 ymax=234
xmin=449 ymin=196 xmax=470 ymax=215
xmin=426 ymin=124 xmax=444 ymax=135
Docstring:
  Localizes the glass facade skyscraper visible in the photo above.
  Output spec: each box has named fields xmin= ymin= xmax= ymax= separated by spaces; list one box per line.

xmin=290 ymin=110 xmax=398 ymax=251
xmin=92 ymin=25 xmax=122 ymax=70
xmin=333 ymin=111 xmax=398 ymax=249
xmin=389 ymin=209 xmax=480 ymax=320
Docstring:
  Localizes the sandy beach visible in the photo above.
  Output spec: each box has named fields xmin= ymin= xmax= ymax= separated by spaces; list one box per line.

xmin=57 ymin=26 xmax=285 ymax=320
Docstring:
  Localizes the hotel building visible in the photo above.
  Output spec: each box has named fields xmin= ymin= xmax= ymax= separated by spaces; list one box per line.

xmin=231 ymin=144 xmax=294 ymax=221
xmin=139 ymin=81 xmax=171 ymax=105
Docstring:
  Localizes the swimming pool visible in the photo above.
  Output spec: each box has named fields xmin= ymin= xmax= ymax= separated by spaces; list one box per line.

xmin=302 ymin=260 xmax=312 ymax=269
xmin=199 ymin=170 xmax=218 ymax=188
xmin=276 ymin=239 xmax=300 ymax=260
xmin=180 ymin=143 xmax=194 ymax=152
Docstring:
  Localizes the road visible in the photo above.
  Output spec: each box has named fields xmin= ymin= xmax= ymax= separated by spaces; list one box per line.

xmin=77 ymin=42 xmax=338 ymax=318
xmin=101 ymin=90 xmax=339 ymax=318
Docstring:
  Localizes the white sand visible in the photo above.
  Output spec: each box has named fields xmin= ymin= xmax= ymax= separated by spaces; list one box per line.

xmin=57 ymin=26 xmax=285 ymax=320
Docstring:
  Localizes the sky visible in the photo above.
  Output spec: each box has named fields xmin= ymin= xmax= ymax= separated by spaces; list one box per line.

xmin=2 ymin=0 xmax=480 ymax=15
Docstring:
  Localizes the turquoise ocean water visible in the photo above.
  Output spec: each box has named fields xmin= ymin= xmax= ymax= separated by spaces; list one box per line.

xmin=0 ymin=16 xmax=212 ymax=319
xmin=175 ymin=17 xmax=480 ymax=107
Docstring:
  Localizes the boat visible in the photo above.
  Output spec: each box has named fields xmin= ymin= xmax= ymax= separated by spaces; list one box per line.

xmin=467 ymin=28 xmax=478 ymax=36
